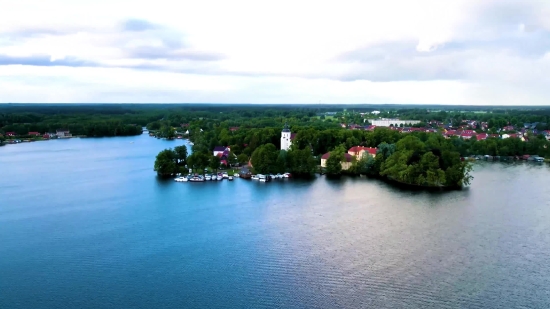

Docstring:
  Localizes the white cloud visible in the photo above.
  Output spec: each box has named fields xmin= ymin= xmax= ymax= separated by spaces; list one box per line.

xmin=1 ymin=0 xmax=550 ymax=104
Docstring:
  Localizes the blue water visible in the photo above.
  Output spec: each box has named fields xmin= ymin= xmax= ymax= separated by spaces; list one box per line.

xmin=1 ymin=135 xmax=550 ymax=308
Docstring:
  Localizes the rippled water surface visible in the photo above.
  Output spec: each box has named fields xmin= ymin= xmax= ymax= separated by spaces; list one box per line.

xmin=1 ymin=135 xmax=550 ymax=308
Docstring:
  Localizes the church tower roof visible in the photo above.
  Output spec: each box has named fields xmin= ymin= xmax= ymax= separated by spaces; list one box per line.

xmin=282 ymin=122 xmax=290 ymax=132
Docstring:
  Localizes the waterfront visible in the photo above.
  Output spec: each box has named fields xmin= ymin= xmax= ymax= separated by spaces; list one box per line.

xmin=1 ymin=135 xmax=550 ymax=308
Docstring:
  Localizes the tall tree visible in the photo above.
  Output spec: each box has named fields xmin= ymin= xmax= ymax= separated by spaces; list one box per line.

xmin=250 ymin=143 xmax=279 ymax=174
xmin=174 ymin=145 xmax=188 ymax=166
xmin=209 ymin=155 xmax=221 ymax=173
xmin=325 ymin=147 xmax=345 ymax=177
xmin=154 ymin=149 xmax=177 ymax=176
xmin=287 ymin=148 xmax=316 ymax=177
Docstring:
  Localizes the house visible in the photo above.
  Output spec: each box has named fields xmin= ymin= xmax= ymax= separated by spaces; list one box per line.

xmin=28 ymin=132 xmax=41 ymax=136
xmin=502 ymin=125 xmax=515 ymax=131
xmin=476 ymin=133 xmax=488 ymax=141
xmin=229 ymin=127 xmax=239 ymax=132
xmin=6 ymin=132 xmax=16 ymax=137
xmin=364 ymin=125 xmax=376 ymax=131
xmin=56 ymin=129 xmax=72 ymax=138
xmin=213 ymin=146 xmax=229 ymax=156
xmin=217 ymin=148 xmax=236 ymax=166
xmin=239 ymin=167 xmax=252 ymax=179
xmin=348 ymin=146 xmax=377 ymax=158
xmin=320 ymin=152 xmax=354 ymax=170
xmin=459 ymin=132 xmax=474 ymax=140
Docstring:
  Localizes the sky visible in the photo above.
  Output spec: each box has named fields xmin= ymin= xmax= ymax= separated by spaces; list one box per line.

xmin=1 ymin=0 xmax=549 ymax=105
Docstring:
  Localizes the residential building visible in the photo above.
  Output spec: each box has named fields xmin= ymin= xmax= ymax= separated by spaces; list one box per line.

xmin=320 ymin=152 xmax=354 ymax=170
xmin=370 ymin=119 xmax=421 ymax=127
xmin=56 ymin=129 xmax=72 ymax=138
xmin=348 ymin=146 xmax=377 ymax=158
xmin=213 ymin=146 xmax=229 ymax=156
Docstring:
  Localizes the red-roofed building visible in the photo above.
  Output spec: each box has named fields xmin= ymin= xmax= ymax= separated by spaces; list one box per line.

xmin=365 ymin=125 xmax=376 ymax=131
xmin=6 ymin=132 xmax=15 ymax=137
xmin=460 ymin=132 xmax=474 ymax=139
xmin=28 ymin=132 xmax=40 ymax=136
xmin=229 ymin=127 xmax=239 ymax=132
xmin=348 ymin=146 xmax=377 ymax=158
xmin=320 ymin=152 xmax=354 ymax=170
xmin=476 ymin=133 xmax=488 ymax=141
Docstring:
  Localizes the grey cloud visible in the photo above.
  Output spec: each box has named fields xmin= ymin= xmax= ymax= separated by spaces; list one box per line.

xmin=0 ymin=54 xmax=97 ymax=67
xmin=333 ymin=0 xmax=550 ymax=83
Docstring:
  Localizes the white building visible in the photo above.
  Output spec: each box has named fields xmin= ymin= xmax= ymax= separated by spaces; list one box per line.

xmin=281 ymin=122 xmax=292 ymax=151
xmin=370 ymin=119 xmax=421 ymax=127
xmin=56 ymin=129 xmax=72 ymax=138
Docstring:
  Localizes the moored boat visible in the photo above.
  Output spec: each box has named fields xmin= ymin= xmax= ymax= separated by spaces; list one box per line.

xmin=174 ymin=176 xmax=187 ymax=182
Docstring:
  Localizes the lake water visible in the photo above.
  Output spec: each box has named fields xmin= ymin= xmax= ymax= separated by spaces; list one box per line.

xmin=1 ymin=134 xmax=550 ymax=309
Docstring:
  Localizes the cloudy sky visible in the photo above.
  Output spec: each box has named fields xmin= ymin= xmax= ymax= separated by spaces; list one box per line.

xmin=1 ymin=0 xmax=549 ymax=104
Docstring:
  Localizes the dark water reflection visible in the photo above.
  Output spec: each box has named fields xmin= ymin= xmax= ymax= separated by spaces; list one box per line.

xmin=1 ymin=136 xmax=549 ymax=308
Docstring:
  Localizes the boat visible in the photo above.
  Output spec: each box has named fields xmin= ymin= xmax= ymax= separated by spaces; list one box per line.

xmin=251 ymin=175 xmax=259 ymax=180
xmin=258 ymin=174 xmax=269 ymax=182
xmin=228 ymin=176 xmax=234 ymax=181
xmin=233 ymin=173 xmax=239 ymax=178
xmin=189 ymin=175 xmax=205 ymax=182
xmin=205 ymin=175 xmax=212 ymax=181
xmin=216 ymin=175 xmax=223 ymax=181
xmin=276 ymin=173 xmax=283 ymax=179
xmin=222 ymin=172 xmax=229 ymax=179
xmin=283 ymin=173 xmax=291 ymax=178
xmin=174 ymin=176 xmax=187 ymax=182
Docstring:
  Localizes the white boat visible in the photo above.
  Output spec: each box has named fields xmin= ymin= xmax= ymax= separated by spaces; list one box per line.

xmin=189 ymin=175 xmax=204 ymax=182
xmin=228 ymin=176 xmax=234 ymax=181
xmin=222 ymin=172 xmax=229 ymax=179
xmin=233 ymin=173 xmax=239 ymax=178
xmin=258 ymin=174 xmax=269 ymax=182
xmin=283 ymin=173 xmax=290 ymax=178
xmin=217 ymin=176 xmax=223 ymax=181
xmin=251 ymin=175 xmax=259 ymax=180
xmin=276 ymin=173 xmax=283 ymax=179
xmin=174 ymin=176 xmax=187 ymax=182
xmin=205 ymin=175 xmax=212 ymax=181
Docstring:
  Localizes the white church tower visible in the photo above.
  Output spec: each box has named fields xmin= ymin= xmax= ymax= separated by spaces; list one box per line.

xmin=281 ymin=122 xmax=291 ymax=151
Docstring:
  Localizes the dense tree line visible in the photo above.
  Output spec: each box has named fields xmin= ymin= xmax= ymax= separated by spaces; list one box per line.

xmin=154 ymin=145 xmax=188 ymax=176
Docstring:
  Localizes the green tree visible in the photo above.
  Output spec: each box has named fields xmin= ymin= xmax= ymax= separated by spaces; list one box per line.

xmin=287 ymin=148 xmax=316 ymax=177
xmin=237 ymin=153 xmax=249 ymax=165
xmin=250 ymin=143 xmax=278 ymax=174
xmin=209 ymin=155 xmax=221 ymax=172
xmin=325 ymin=147 xmax=345 ymax=177
xmin=187 ymin=152 xmax=210 ymax=172
xmin=161 ymin=125 xmax=176 ymax=139
xmin=174 ymin=145 xmax=188 ymax=166
xmin=154 ymin=149 xmax=178 ymax=176
xmin=227 ymin=151 xmax=238 ymax=166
